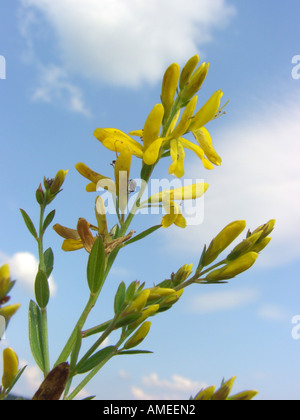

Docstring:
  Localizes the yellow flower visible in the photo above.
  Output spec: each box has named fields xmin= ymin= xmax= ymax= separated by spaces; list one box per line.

xmin=2 ymin=348 xmax=19 ymax=390
xmin=75 ymin=162 xmax=114 ymax=193
xmin=142 ymin=182 xmax=208 ymax=228
xmin=53 ymin=219 xmax=96 ymax=253
xmin=94 ymin=128 xmax=144 ymax=158
xmin=143 ymin=93 xmax=221 ymax=176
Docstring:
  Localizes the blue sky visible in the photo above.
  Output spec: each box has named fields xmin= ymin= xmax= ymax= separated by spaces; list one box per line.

xmin=0 ymin=0 xmax=300 ymax=400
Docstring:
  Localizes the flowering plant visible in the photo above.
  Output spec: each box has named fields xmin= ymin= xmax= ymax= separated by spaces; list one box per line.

xmin=0 ymin=55 xmax=275 ymax=400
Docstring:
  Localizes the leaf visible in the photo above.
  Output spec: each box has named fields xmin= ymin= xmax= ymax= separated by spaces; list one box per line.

xmin=43 ymin=210 xmax=56 ymax=232
xmin=20 ymin=209 xmax=38 ymax=239
xmin=28 ymin=300 xmax=45 ymax=372
xmin=87 ymin=237 xmax=105 ymax=294
xmin=35 ymin=270 xmax=50 ymax=308
xmin=114 ymin=281 xmax=126 ymax=314
xmin=125 ymin=281 xmax=138 ymax=303
xmin=124 ymin=225 xmax=161 ymax=246
xmin=75 ymin=346 xmax=116 ymax=374
xmin=4 ymin=365 xmax=27 ymax=396
xmin=43 ymin=248 xmax=54 ymax=278
xmin=118 ymin=350 xmax=153 ymax=355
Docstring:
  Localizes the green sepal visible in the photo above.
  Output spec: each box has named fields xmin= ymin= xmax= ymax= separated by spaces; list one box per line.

xmin=87 ymin=237 xmax=106 ymax=294
xmin=20 ymin=209 xmax=38 ymax=240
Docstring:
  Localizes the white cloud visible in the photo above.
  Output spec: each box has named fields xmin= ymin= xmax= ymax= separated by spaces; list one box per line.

xmin=257 ymin=304 xmax=288 ymax=322
xmin=0 ymin=251 xmax=57 ymax=296
xmin=32 ymin=64 xmax=91 ymax=116
xmin=164 ymin=96 xmax=300 ymax=267
xmin=188 ymin=288 xmax=260 ymax=314
xmin=20 ymin=0 xmax=235 ymax=87
xmin=131 ymin=372 xmax=205 ymax=400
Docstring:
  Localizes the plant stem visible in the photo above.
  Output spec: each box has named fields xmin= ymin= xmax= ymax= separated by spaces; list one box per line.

xmin=37 ymin=204 xmax=50 ymax=376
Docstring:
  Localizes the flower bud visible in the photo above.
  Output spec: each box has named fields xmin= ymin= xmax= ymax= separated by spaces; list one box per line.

xmin=35 ymin=184 xmax=45 ymax=205
xmin=173 ymin=264 xmax=193 ymax=286
xmin=206 ymin=252 xmax=258 ymax=281
xmin=123 ymin=289 xmax=151 ymax=316
xmin=2 ymin=348 xmax=19 ymax=390
xmin=179 ymin=55 xmax=200 ymax=91
xmin=49 ymin=170 xmax=68 ymax=195
xmin=180 ymin=62 xmax=209 ymax=103
xmin=0 ymin=304 xmax=21 ymax=321
xmin=227 ymin=231 xmax=262 ymax=261
xmin=0 ymin=265 xmax=11 ymax=299
xmin=211 ymin=377 xmax=236 ymax=400
xmin=202 ymin=221 xmax=247 ymax=266
xmin=129 ymin=304 xmax=160 ymax=330
xmin=194 ymin=385 xmax=216 ymax=401
xmin=123 ymin=321 xmax=151 ymax=349
xmin=161 ymin=63 xmax=180 ymax=116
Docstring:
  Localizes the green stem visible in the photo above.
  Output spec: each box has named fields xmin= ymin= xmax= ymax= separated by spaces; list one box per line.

xmin=174 ymin=259 xmax=227 ymax=291
xmin=65 ymin=337 xmax=124 ymax=401
xmin=37 ymin=204 xmax=50 ymax=376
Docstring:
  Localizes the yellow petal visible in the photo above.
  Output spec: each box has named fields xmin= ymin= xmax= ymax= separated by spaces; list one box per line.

xmin=62 ymin=239 xmax=84 ymax=252
xmin=94 ymin=128 xmax=144 ymax=158
xmin=143 ymin=137 xmax=165 ymax=165
xmin=75 ymin=162 xmax=110 ymax=185
xmin=180 ymin=138 xmax=214 ymax=169
xmin=143 ymin=104 xmax=164 ymax=149
xmin=148 ymin=183 xmax=209 ymax=203
xmin=193 ymin=127 xmax=222 ymax=166
xmin=168 ymin=139 xmax=185 ymax=178
xmin=189 ymin=89 xmax=223 ymax=130
xmin=174 ymin=214 xmax=187 ymax=228
xmin=53 ymin=224 xmax=80 ymax=240
xmin=171 ymin=95 xmax=198 ymax=138
xmin=0 ymin=264 xmax=10 ymax=281
xmin=77 ymin=218 xmax=96 ymax=253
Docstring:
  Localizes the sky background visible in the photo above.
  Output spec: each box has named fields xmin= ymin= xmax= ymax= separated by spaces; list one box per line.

xmin=0 ymin=0 xmax=300 ymax=400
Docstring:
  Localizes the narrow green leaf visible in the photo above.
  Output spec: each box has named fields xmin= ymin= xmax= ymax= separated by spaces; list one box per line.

xmin=114 ymin=281 xmax=126 ymax=314
xmin=4 ymin=365 xmax=27 ymax=396
xmin=44 ymin=248 xmax=54 ymax=278
xmin=124 ymin=225 xmax=161 ymax=246
xmin=43 ymin=210 xmax=56 ymax=232
xmin=87 ymin=237 xmax=105 ymax=294
xmin=28 ymin=300 xmax=45 ymax=371
xmin=35 ymin=270 xmax=50 ymax=309
xmin=20 ymin=209 xmax=38 ymax=239
xmin=125 ymin=281 xmax=138 ymax=303
xmin=75 ymin=346 xmax=116 ymax=374
xmin=118 ymin=350 xmax=153 ymax=355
